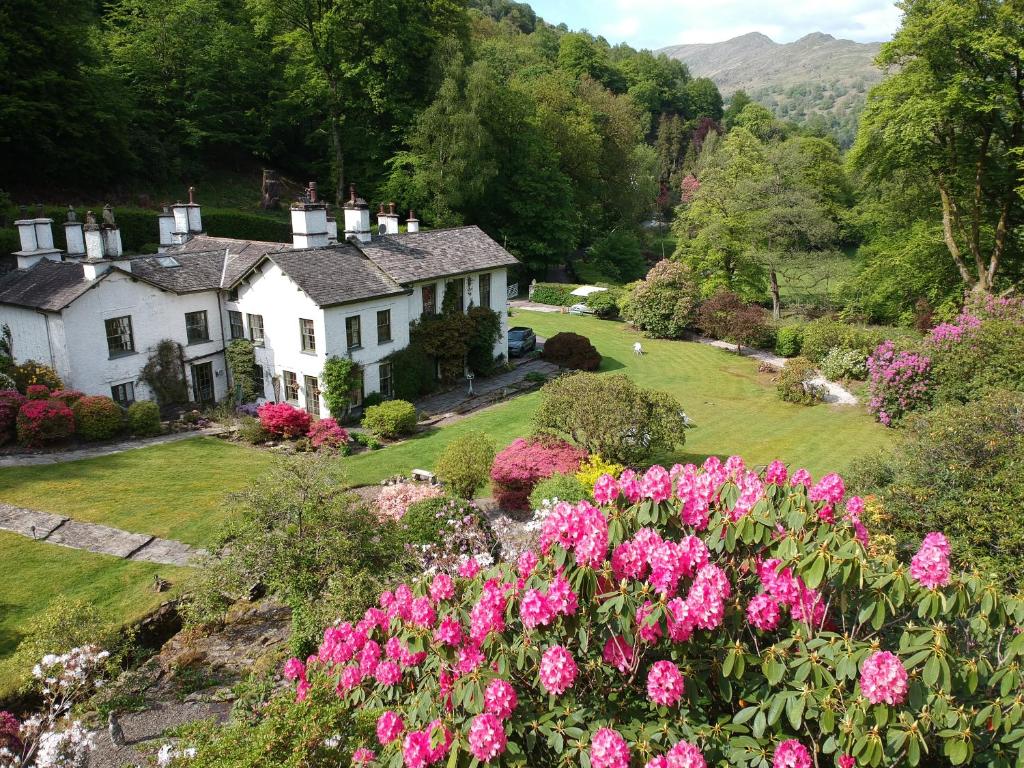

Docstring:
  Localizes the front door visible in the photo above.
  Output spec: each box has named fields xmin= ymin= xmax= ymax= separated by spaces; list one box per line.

xmin=191 ymin=362 xmax=215 ymax=404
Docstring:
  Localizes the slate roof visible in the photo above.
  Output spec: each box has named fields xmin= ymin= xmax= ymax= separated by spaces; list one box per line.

xmin=265 ymin=243 xmax=408 ymax=307
xmin=0 ymin=260 xmax=93 ymax=311
xmin=358 ymin=226 xmax=519 ymax=284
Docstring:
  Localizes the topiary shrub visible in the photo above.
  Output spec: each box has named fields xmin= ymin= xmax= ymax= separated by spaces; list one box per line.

xmin=50 ymin=389 xmax=84 ymax=407
xmin=127 ymin=401 xmax=162 ymax=437
xmin=541 ymin=332 xmax=602 ymax=371
xmin=273 ymin=456 xmax=1024 ymax=768
xmin=25 ymin=384 xmax=50 ymax=400
xmin=361 ymin=400 xmax=417 ymax=439
xmin=490 ymin=437 xmax=588 ymax=511
xmin=72 ymin=396 xmax=125 ymax=441
xmin=0 ymin=389 xmax=26 ymax=444
xmin=309 ymin=418 xmax=349 ymax=451
xmin=12 ymin=360 xmax=63 ymax=393
xmin=528 ymin=471 xmax=587 ymax=510
xmin=620 ymin=259 xmax=700 ymax=338
xmin=434 ymin=431 xmax=497 ymax=499
xmin=819 ymin=346 xmax=868 ymax=381
xmin=16 ymin=399 xmax=75 ymax=447
xmin=777 ymin=357 xmax=825 ymax=405
xmin=774 ymin=325 xmax=804 ymax=357
xmin=257 ymin=402 xmax=311 ymax=438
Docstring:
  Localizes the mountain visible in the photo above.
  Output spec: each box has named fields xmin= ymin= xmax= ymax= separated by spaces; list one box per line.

xmin=659 ymin=32 xmax=884 ymax=147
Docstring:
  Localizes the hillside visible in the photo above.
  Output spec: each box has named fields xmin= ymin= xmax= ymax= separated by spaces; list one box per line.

xmin=660 ymin=32 xmax=884 ymax=146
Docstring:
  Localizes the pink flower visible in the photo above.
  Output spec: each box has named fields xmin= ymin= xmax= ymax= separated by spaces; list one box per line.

xmin=430 ymin=573 xmax=455 ymax=602
xmin=910 ymin=532 xmax=951 ymax=589
xmin=520 ymin=589 xmax=554 ymax=629
xmin=434 ymin=615 xmax=463 ymax=646
xmin=590 ymin=727 xmax=630 ymax=768
xmin=860 ymin=650 xmax=908 ymax=705
xmin=647 ymin=660 xmax=685 ymax=706
xmin=539 ymin=645 xmax=577 ymax=695
xmin=593 ymin=473 xmax=620 ymax=504
xmin=374 ymin=660 xmax=401 ymax=687
xmin=603 ymin=636 xmax=634 ymax=672
xmin=376 ymin=711 xmax=404 ymax=745
xmin=484 ymin=678 xmax=518 ymax=720
xmin=352 ymin=747 xmax=376 ymax=765
xmin=642 ymin=465 xmax=673 ymax=502
xmin=468 ymin=713 xmax=507 ymax=762
xmin=773 ymin=739 xmax=812 ymax=768
xmin=283 ymin=657 xmax=306 ymax=681
xmin=747 ymin=593 xmax=781 ymax=631
xmin=838 ymin=757 xmax=855 ymax=768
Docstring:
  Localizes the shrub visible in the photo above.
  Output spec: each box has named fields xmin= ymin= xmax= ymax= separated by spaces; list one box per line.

xmin=72 ymin=395 xmax=125 ymax=440
xmin=776 ymin=356 xmax=825 ymax=405
xmin=490 ymin=437 xmax=588 ymax=511
xmin=321 ymin=356 xmax=361 ymax=418
xmin=866 ymin=341 xmax=933 ymax=426
xmin=309 ymin=418 xmax=349 ymax=450
xmin=50 ymin=389 xmax=84 ymax=406
xmin=374 ymin=482 xmax=445 ymax=522
xmin=16 ymin=399 xmax=75 ymax=446
xmin=399 ymin=496 xmax=481 ymax=547
xmin=533 ymin=372 xmax=690 ymax=465
xmin=361 ymin=400 xmax=417 ymax=439
xmin=273 ymin=455 xmax=1024 ymax=768
xmin=11 ymin=360 xmax=62 ymax=393
xmin=851 ymin=390 xmax=1024 ymax=590
xmin=819 ymin=346 xmax=868 ymax=381
xmin=575 ymin=454 xmax=625 ymax=490
xmin=25 ymin=384 xmax=49 ymax=400
xmin=529 ymin=282 xmax=579 ymax=306
xmin=774 ymin=325 xmax=804 ymax=357
xmin=541 ymin=332 xmax=602 ymax=371
xmin=695 ymin=289 xmax=774 ymax=351
xmin=528 ymin=471 xmax=587 ymax=509
xmin=127 ymin=400 xmax=162 ymax=437
xmin=585 ymin=290 xmax=619 ymax=319
xmin=0 ymin=389 xmax=26 ymax=444
xmin=237 ymin=416 xmax=272 ymax=445
xmin=257 ymin=402 xmax=311 ymax=438
xmin=434 ymin=431 xmax=497 ymax=499
xmin=620 ymin=259 xmax=699 ymax=338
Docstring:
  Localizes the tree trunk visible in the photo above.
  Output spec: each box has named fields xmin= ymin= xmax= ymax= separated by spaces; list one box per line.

xmin=770 ymin=268 xmax=781 ymax=320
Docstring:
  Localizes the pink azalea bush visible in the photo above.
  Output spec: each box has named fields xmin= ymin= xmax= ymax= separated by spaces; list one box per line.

xmin=257 ymin=402 xmax=310 ymax=438
xmin=273 ymin=455 xmax=1024 ymax=768
xmin=490 ymin=437 xmax=588 ymax=511
xmin=375 ymin=482 xmax=445 ymax=522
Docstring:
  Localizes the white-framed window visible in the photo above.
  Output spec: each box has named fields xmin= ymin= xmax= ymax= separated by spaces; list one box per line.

xmin=300 ymin=318 xmax=316 ymax=353
xmin=110 ymin=382 xmax=135 ymax=407
xmin=105 ymin=316 xmax=134 ymax=357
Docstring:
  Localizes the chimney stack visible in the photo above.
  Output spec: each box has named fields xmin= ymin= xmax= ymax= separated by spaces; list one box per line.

xmin=290 ymin=181 xmax=329 ymax=249
xmin=342 ymin=184 xmax=371 ymax=244
xmin=158 ymin=205 xmax=175 ymax=252
xmin=13 ymin=205 xmax=62 ymax=269
xmin=406 ymin=210 xmax=420 ymax=234
xmin=64 ymin=206 xmax=86 ymax=259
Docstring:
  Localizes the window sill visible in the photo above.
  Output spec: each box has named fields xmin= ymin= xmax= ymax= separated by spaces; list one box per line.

xmin=108 ymin=350 xmax=138 ymax=360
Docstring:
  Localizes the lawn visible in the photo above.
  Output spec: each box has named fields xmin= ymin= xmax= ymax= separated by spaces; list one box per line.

xmin=0 ymin=531 xmax=190 ymax=699
xmin=343 ymin=311 xmax=892 ymax=484
xmin=0 ymin=438 xmax=273 ymax=547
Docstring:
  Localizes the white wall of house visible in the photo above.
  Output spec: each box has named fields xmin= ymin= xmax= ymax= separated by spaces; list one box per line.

xmin=61 ymin=271 xmax=227 ymax=403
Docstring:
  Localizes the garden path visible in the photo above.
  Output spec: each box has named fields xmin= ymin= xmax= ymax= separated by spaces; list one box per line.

xmin=0 ymin=427 xmax=226 ymax=468
xmin=0 ymin=503 xmax=205 ymax=566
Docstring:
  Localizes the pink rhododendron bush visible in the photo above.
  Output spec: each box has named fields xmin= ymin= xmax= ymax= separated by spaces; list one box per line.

xmin=259 ymin=457 xmax=1024 ymax=768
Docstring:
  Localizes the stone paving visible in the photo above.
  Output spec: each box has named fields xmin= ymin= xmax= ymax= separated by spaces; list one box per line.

xmin=0 ymin=427 xmax=226 ymax=468
xmin=0 ymin=502 xmax=206 ymax=566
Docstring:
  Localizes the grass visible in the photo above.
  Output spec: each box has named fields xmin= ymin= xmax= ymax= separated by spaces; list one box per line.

xmin=0 ymin=438 xmax=273 ymax=547
xmin=343 ymin=311 xmax=892 ymax=484
xmin=0 ymin=531 xmax=189 ymax=699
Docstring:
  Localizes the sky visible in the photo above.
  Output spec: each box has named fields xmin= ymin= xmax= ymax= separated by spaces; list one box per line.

xmin=525 ymin=1 xmax=902 ymax=49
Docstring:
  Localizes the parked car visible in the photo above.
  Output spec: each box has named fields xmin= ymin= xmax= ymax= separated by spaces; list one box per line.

xmin=569 ymin=303 xmax=595 ymax=315
xmin=508 ymin=326 xmax=537 ymax=356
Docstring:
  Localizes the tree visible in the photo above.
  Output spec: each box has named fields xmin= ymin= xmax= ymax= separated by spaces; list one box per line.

xmin=850 ymin=0 xmax=1024 ymax=294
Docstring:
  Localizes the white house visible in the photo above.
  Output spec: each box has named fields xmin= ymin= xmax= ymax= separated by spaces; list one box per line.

xmin=0 ymin=185 xmax=518 ymax=417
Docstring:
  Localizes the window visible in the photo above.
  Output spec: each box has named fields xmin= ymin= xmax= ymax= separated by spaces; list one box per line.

xmin=105 ymin=316 xmax=134 ymax=357
xmin=185 ymin=311 xmax=210 ymax=344
xmin=421 ymin=284 xmax=436 ymax=316
xmin=300 ymin=318 xmax=316 ymax=353
xmin=228 ymin=310 xmax=244 ymax=340
xmin=283 ymin=370 xmax=299 ymax=403
xmin=379 ymin=362 xmax=393 ymax=399
xmin=350 ymin=368 xmax=364 ymax=407
xmin=110 ymin=382 xmax=134 ymax=407
xmin=446 ymin=278 xmax=465 ymax=313
xmin=247 ymin=313 xmax=264 ymax=345
xmin=479 ymin=273 xmax=491 ymax=309
xmin=376 ymin=309 xmax=392 ymax=344
xmin=304 ymin=375 xmax=320 ymax=415
xmin=346 ymin=315 xmax=362 ymax=350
